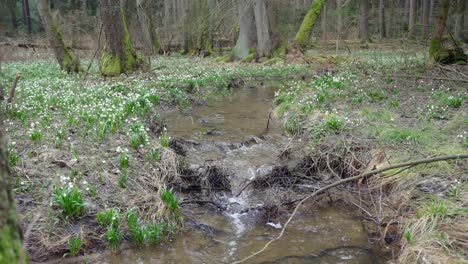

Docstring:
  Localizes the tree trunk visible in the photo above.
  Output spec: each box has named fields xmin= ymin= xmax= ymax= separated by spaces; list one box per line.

xmin=422 ymin=0 xmax=430 ymax=40
xmin=387 ymin=0 xmax=395 ymax=38
xmin=336 ymin=0 xmax=342 ymax=51
xmin=254 ymin=0 xmax=272 ymax=57
xmin=294 ymin=0 xmax=326 ymax=49
xmin=454 ymin=0 xmax=466 ymax=41
xmin=408 ymin=0 xmax=417 ymax=37
xmin=234 ymin=0 xmax=256 ymax=60
xmin=7 ymin=0 xmax=18 ymax=30
xmin=136 ymin=0 xmax=161 ymax=57
xmin=37 ymin=0 xmax=81 ymax=73
xmin=0 ymin=52 xmax=28 ymax=264
xmin=429 ymin=0 xmax=435 ymax=25
xmin=428 ymin=0 xmax=450 ymax=66
xmin=360 ymin=0 xmax=370 ymax=41
xmin=321 ymin=1 xmax=328 ymax=44
xmin=21 ymin=0 xmax=32 ymax=35
xmin=379 ymin=0 xmax=386 ymax=39
xmin=100 ymin=0 xmax=141 ymax=77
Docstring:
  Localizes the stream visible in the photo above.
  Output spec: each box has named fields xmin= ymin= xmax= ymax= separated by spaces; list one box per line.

xmin=98 ymin=84 xmax=386 ymax=264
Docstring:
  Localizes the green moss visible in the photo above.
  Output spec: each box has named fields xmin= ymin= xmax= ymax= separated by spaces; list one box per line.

xmin=241 ymin=52 xmax=255 ymax=62
xmin=153 ymin=33 xmax=161 ymax=54
xmin=50 ymin=18 xmax=81 ymax=73
xmin=294 ymin=0 xmax=326 ymax=49
xmin=0 ymin=225 xmax=26 ymax=263
xmin=100 ymin=52 xmax=121 ymax=77
xmin=121 ymin=8 xmax=137 ymax=73
xmin=273 ymin=43 xmax=287 ymax=58
xmin=429 ymin=38 xmax=442 ymax=58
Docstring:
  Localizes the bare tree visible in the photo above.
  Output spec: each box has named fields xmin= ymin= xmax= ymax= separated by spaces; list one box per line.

xmin=408 ymin=0 xmax=417 ymax=37
xmin=136 ymin=0 xmax=161 ymax=57
xmin=379 ymin=0 xmax=386 ymax=39
xmin=100 ymin=0 xmax=141 ymax=76
xmin=21 ymin=0 xmax=32 ymax=35
xmin=360 ymin=0 xmax=370 ymax=41
xmin=454 ymin=0 xmax=466 ymax=41
xmin=37 ymin=0 xmax=81 ymax=73
xmin=321 ymin=1 xmax=328 ymax=44
xmin=254 ymin=0 xmax=272 ymax=57
xmin=233 ymin=0 xmax=256 ymax=59
xmin=7 ymin=0 xmax=18 ymax=31
xmin=422 ymin=0 xmax=430 ymax=40
xmin=428 ymin=0 xmax=449 ymax=66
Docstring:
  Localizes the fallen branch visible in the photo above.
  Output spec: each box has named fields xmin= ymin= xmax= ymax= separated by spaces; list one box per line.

xmin=8 ymin=73 xmax=21 ymax=103
xmin=232 ymin=154 xmax=468 ymax=264
xmin=384 ymin=74 xmax=468 ymax=83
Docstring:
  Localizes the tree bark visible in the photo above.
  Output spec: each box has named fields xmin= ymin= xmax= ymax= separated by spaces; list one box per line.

xmin=428 ymin=0 xmax=450 ymax=66
xmin=100 ymin=0 xmax=141 ymax=76
xmin=379 ymin=0 xmax=386 ymax=39
xmin=360 ymin=0 xmax=370 ymax=41
xmin=37 ymin=0 xmax=81 ymax=73
xmin=321 ymin=1 xmax=328 ymax=44
xmin=422 ymin=0 xmax=430 ymax=40
xmin=7 ymin=0 xmax=18 ymax=30
xmin=254 ymin=0 xmax=272 ymax=57
xmin=454 ymin=0 xmax=466 ymax=41
xmin=136 ymin=0 xmax=161 ymax=56
xmin=336 ymin=0 xmax=343 ymax=51
xmin=234 ymin=0 xmax=256 ymax=60
xmin=21 ymin=0 xmax=32 ymax=35
xmin=294 ymin=0 xmax=326 ymax=49
xmin=0 ymin=52 xmax=28 ymax=264
xmin=408 ymin=0 xmax=417 ymax=37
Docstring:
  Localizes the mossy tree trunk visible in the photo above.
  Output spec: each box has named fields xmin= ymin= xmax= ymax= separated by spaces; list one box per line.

xmin=254 ymin=0 xmax=272 ymax=58
xmin=234 ymin=0 xmax=257 ymax=60
xmin=100 ymin=0 xmax=141 ymax=77
xmin=293 ymin=0 xmax=326 ymax=50
xmin=428 ymin=0 xmax=450 ymax=67
xmin=0 ymin=54 xmax=28 ymax=264
xmin=136 ymin=0 xmax=161 ymax=57
xmin=37 ymin=0 xmax=81 ymax=73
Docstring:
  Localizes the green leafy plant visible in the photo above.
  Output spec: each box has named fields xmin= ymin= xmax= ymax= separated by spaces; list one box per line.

xmin=160 ymin=186 xmax=179 ymax=214
xmin=105 ymin=225 xmax=122 ymax=249
xmin=323 ymin=115 xmax=344 ymax=132
xmin=119 ymin=153 xmax=129 ymax=169
xmin=66 ymin=236 xmax=81 ymax=257
xmin=118 ymin=172 xmax=127 ymax=188
xmin=97 ymin=208 xmax=120 ymax=227
xmin=52 ymin=186 xmax=84 ymax=219
xmin=29 ymin=129 xmax=42 ymax=142
xmin=9 ymin=151 xmax=19 ymax=167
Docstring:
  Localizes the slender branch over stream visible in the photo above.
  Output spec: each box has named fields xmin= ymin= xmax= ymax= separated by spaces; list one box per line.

xmin=232 ymin=154 xmax=468 ymax=264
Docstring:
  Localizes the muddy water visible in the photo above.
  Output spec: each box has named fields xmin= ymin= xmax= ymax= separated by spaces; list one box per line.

xmin=99 ymin=85 xmax=386 ymax=264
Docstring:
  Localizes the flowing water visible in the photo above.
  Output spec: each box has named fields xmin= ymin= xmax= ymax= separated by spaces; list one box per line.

xmin=98 ymin=84 xmax=386 ymax=264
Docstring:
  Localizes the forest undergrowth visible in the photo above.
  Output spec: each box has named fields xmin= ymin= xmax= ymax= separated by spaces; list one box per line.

xmin=1 ymin=48 xmax=466 ymax=263
xmin=273 ymin=49 xmax=467 ymax=263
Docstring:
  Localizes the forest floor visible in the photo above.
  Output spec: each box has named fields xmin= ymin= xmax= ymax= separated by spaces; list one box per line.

xmin=1 ymin=47 xmax=467 ymax=263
